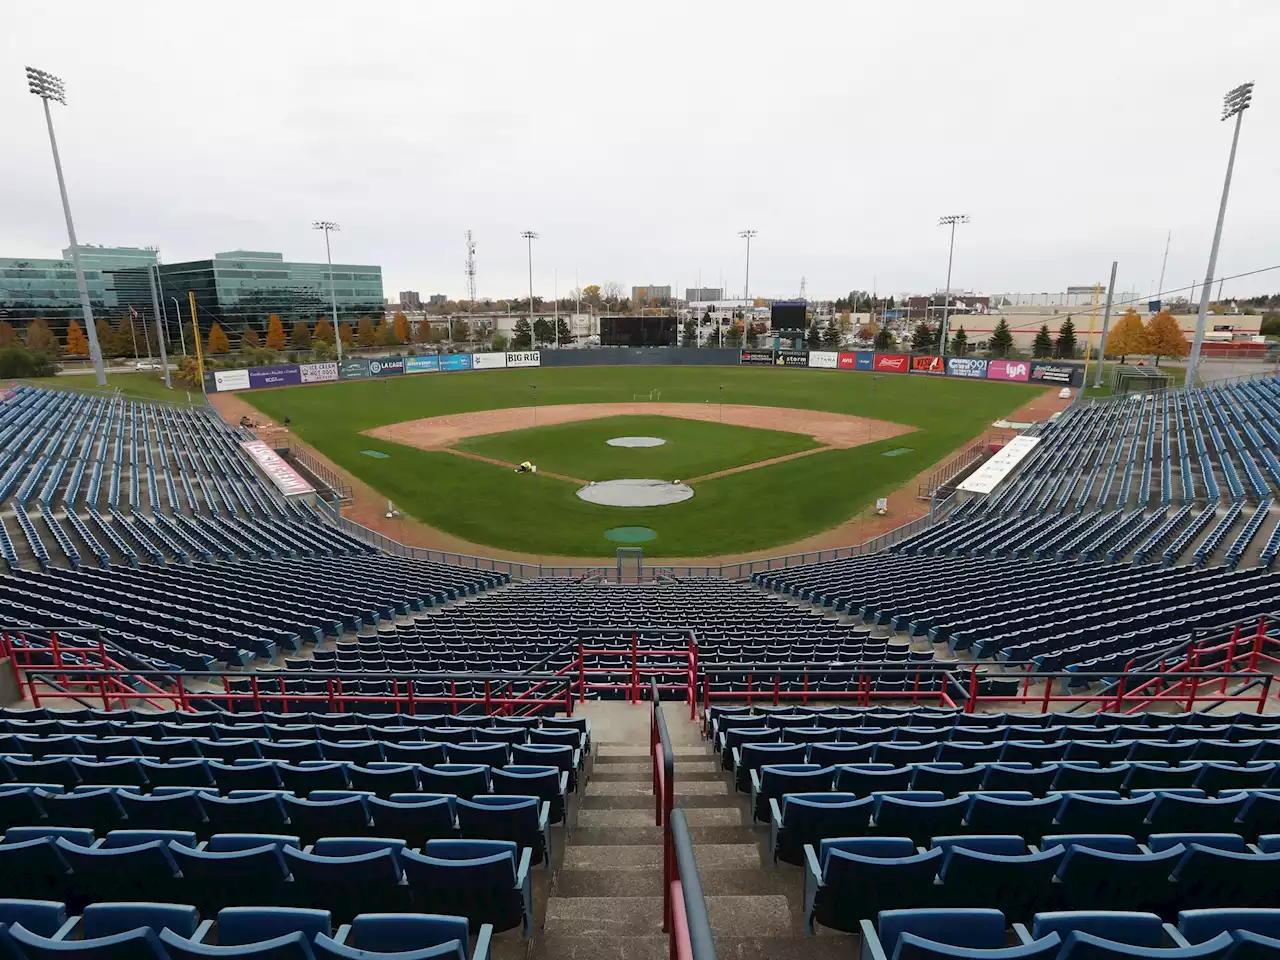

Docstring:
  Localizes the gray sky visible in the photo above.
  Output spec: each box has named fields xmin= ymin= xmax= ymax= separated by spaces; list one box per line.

xmin=3 ymin=0 xmax=1277 ymax=302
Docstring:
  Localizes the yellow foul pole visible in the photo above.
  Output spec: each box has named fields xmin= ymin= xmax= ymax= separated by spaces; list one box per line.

xmin=189 ymin=291 xmax=206 ymax=395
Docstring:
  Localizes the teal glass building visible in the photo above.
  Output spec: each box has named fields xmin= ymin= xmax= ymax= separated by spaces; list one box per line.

xmin=0 ymin=246 xmax=159 ymax=330
xmin=157 ymin=250 xmax=384 ymax=335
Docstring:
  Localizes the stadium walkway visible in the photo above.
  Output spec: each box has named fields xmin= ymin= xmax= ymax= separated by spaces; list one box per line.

xmin=540 ymin=701 xmax=850 ymax=960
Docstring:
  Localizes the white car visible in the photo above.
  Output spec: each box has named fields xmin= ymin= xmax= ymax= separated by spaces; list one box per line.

xmin=133 ymin=360 xmax=163 ymax=372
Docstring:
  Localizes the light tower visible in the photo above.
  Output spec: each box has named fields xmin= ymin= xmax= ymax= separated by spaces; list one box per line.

xmin=1187 ymin=82 xmax=1255 ymax=386
xmin=312 ymin=220 xmax=343 ymax=362
xmin=25 ymin=66 xmax=107 ymax=386
xmin=520 ymin=231 xmax=539 ymax=347
xmin=937 ymin=214 xmax=969 ymax=355
xmin=738 ymin=229 xmax=757 ymax=303
xmin=464 ymin=231 xmax=477 ymax=304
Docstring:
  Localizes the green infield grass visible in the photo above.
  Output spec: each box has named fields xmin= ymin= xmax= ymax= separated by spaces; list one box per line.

xmin=245 ymin=365 xmax=1043 ymax=556
xmin=455 ymin=414 xmax=820 ymax=480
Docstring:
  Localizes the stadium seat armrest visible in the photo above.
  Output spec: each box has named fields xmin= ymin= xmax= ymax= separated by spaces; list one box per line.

xmin=860 ymin=918 xmax=889 ymax=960
xmin=1011 ymin=923 xmax=1034 ymax=945
xmin=802 ymin=844 xmax=822 ymax=936
xmin=517 ymin=847 xmax=534 ymax=937
xmin=333 ymin=923 xmax=352 ymax=945
xmin=51 ymin=917 xmax=80 ymax=941
xmin=1163 ymin=924 xmax=1192 ymax=948
xmin=768 ymin=798 xmax=784 ymax=867
xmin=749 ymin=769 xmax=763 ymax=809
xmin=192 ymin=920 xmax=215 ymax=944
xmin=474 ymin=923 xmax=495 ymax=960
xmin=539 ymin=801 xmax=553 ymax=871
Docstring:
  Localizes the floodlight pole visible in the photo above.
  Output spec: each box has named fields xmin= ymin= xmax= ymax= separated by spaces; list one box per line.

xmin=171 ymin=297 xmax=187 ymax=356
xmin=937 ymin=214 xmax=969 ymax=356
xmin=26 ymin=66 xmax=106 ymax=386
xmin=1187 ymin=82 xmax=1254 ymax=387
xmin=739 ymin=229 xmax=757 ymax=308
xmin=522 ymin=231 xmax=539 ymax=349
xmin=313 ymin=221 xmax=343 ymax=362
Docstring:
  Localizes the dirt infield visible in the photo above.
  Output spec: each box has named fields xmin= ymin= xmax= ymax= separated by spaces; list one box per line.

xmin=364 ymin=402 xmax=913 ymax=451
xmin=212 ymin=388 xmax=1073 ymax=566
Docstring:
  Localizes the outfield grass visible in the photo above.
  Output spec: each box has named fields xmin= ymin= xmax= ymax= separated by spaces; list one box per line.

xmin=246 ymin=366 xmax=1043 ymax=556
xmin=21 ymin=372 xmax=191 ymax=403
xmin=457 ymin=415 xmax=819 ymax=481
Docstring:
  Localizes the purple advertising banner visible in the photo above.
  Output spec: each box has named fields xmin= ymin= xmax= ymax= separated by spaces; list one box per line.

xmin=247 ymin=364 xmax=302 ymax=388
xmin=987 ymin=359 xmax=1031 ymax=382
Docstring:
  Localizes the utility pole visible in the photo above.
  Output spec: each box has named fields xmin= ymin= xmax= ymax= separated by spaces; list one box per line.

xmin=1092 ymin=261 xmax=1119 ymax=389
xmin=26 ymin=66 xmax=107 ymax=386
xmin=1157 ymin=230 xmax=1171 ymax=302
xmin=1187 ymin=82 xmax=1254 ymax=386
xmin=738 ymin=230 xmax=757 ymax=305
xmin=465 ymin=231 xmax=477 ymax=304
xmin=149 ymin=266 xmax=172 ymax=388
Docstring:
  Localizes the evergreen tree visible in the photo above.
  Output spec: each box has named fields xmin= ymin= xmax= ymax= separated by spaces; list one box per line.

xmin=681 ymin=318 xmax=698 ymax=347
xmin=452 ymin=319 xmax=471 ymax=342
xmin=1032 ymin=324 xmax=1054 ymax=358
xmin=556 ymin=317 xmax=572 ymax=345
xmin=512 ymin=317 xmax=533 ymax=350
xmin=874 ymin=327 xmax=893 ymax=351
xmin=533 ymin=317 xmax=554 ymax=345
xmin=1055 ymin=317 xmax=1078 ymax=358
xmin=114 ymin=314 xmax=138 ymax=357
xmin=950 ymin=326 xmax=969 ymax=356
xmin=987 ymin=318 xmax=1014 ymax=357
xmin=290 ymin=321 xmax=311 ymax=349
xmin=806 ymin=321 xmax=822 ymax=350
xmin=911 ymin=322 xmax=936 ymax=353
xmin=822 ymin=320 xmax=842 ymax=349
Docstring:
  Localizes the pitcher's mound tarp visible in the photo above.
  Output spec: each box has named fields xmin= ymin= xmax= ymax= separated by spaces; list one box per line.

xmin=576 ymin=478 xmax=694 ymax=506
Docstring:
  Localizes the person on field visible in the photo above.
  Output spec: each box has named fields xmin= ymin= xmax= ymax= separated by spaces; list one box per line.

xmin=515 ymin=460 xmax=535 ymax=474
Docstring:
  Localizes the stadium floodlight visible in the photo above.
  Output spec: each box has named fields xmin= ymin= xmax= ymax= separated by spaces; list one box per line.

xmin=313 ymin=221 xmax=344 ymax=362
xmin=937 ymin=214 xmax=969 ymax=357
xmin=738 ymin=230 xmax=758 ymax=306
xmin=521 ymin=231 xmax=539 ymax=347
xmin=26 ymin=66 xmax=106 ymax=386
xmin=1187 ymin=82 xmax=1255 ymax=386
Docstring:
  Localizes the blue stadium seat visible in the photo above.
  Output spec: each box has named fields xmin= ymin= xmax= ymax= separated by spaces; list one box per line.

xmin=804 ymin=837 xmax=944 ymax=935
xmin=283 ymin=844 xmax=410 ymax=918
xmin=7 ymin=921 xmax=169 ymax=959
xmin=315 ymin=912 xmax=491 ymax=960
xmin=401 ymin=839 xmax=532 ymax=936
xmin=860 ymin=908 xmax=1062 ymax=960
xmin=456 ymin=796 xmax=552 ymax=869
xmin=367 ymin=795 xmax=458 ymax=848
xmin=167 ymin=842 xmax=291 ymax=913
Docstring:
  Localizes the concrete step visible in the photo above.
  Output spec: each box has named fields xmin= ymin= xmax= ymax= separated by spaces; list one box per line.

xmin=577 ymin=807 xmax=750 ymax=830
xmin=580 ymin=794 xmax=741 ymax=810
xmin=554 ymin=869 xmax=662 ymax=898
xmin=588 ymin=779 xmax=731 ymax=797
xmin=593 ymin=767 xmax=724 ymax=782
xmin=543 ymin=896 xmax=665 ymax=939
xmin=570 ymin=824 xmax=762 ymax=846
xmin=596 ymin=744 xmax=710 ymax=759
xmin=534 ymin=934 xmax=667 ymax=960
xmin=712 ymin=935 xmax=857 ymax=960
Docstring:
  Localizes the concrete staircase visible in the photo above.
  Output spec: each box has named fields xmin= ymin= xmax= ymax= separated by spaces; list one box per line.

xmin=533 ymin=700 xmax=852 ymax=960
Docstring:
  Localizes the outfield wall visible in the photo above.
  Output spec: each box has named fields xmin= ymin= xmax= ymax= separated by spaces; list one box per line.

xmin=202 ymin=346 xmax=1085 ymax=393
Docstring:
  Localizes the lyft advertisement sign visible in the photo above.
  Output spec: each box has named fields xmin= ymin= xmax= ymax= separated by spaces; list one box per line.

xmin=987 ymin=359 xmax=1031 ymax=382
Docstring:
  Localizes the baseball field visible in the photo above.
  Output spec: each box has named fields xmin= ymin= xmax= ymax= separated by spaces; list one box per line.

xmin=243 ymin=365 xmax=1044 ymax=557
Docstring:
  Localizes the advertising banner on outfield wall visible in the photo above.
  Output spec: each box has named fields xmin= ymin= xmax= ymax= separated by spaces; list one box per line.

xmin=873 ymin=353 xmax=909 ymax=373
xmin=775 ymin=350 xmax=809 ymax=367
xmin=837 ymin=352 xmax=858 ymax=369
xmin=299 ymin=362 xmax=338 ymax=384
xmin=214 ymin=369 xmax=251 ymax=391
xmin=405 ymin=356 xmax=439 ymax=374
xmin=987 ymin=359 xmax=1031 ymax=382
xmin=808 ymin=351 xmax=839 ymax=369
xmin=441 ymin=354 xmax=473 ymax=372
xmin=946 ymin=357 xmax=989 ymax=379
xmin=1030 ymin=362 xmax=1077 ymax=384
xmin=911 ymin=355 xmax=945 ymax=374
xmin=740 ymin=349 xmax=774 ymax=365
xmin=368 ymin=356 xmax=405 ymax=377
xmin=248 ymin=364 xmax=302 ymax=389
xmin=339 ymin=359 xmax=370 ymax=380
xmin=506 ymin=351 xmax=541 ymax=368
xmin=472 ymin=352 xmax=507 ymax=370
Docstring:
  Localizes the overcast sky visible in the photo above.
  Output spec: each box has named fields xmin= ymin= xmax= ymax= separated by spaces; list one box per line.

xmin=3 ymin=1 xmax=1277 ymax=303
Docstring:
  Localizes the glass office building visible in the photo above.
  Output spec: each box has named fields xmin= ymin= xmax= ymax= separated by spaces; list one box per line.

xmin=0 ymin=246 xmax=159 ymax=332
xmin=157 ymin=250 xmax=384 ymax=335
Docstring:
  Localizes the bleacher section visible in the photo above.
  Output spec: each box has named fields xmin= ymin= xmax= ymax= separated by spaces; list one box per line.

xmin=0 ymin=386 xmax=368 ymax=572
